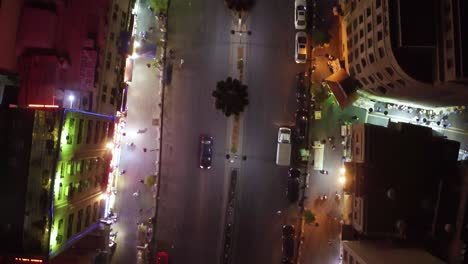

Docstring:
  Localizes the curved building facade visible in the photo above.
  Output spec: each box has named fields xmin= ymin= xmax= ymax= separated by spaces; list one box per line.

xmin=341 ymin=0 xmax=468 ymax=106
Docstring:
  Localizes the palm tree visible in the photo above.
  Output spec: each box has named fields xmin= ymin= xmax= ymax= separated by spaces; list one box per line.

xmin=212 ymin=77 xmax=249 ymax=117
xmin=224 ymin=0 xmax=256 ymax=12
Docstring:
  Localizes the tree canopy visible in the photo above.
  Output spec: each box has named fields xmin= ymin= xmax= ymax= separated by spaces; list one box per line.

xmin=212 ymin=77 xmax=249 ymax=117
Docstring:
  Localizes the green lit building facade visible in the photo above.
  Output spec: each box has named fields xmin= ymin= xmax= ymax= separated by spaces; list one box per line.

xmin=0 ymin=107 xmax=115 ymax=262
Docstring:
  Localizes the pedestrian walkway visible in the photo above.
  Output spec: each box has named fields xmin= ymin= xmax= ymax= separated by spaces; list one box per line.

xmin=110 ymin=1 xmax=167 ymax=263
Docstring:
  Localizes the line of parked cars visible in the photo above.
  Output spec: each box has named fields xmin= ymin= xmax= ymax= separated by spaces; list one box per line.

xmin=282 ymin=224 xmax=296 ymax=263
xmin=295 ymin=72 xmax=309 ymax=143
xmin=294 ymin=0 xmax=308 ymax=64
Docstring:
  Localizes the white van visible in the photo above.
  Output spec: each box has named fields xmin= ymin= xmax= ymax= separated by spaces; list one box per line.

xmin=312 ymin=141 xmax=324 ymax=170
xmin=276 ymin=127 xmax=292 ymax=166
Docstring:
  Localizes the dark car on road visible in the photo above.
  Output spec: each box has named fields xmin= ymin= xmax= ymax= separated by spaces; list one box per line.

xmin=287 ymin=168 xmax=301 ymax=203
xmin=296 ymin=72 xmax=307 ymax=103
xmin=289 ymin=168 xmax=301 ymax=178
xmin=295 ymin=109 xmax=308 ymax=141
xmin=199 ymin=135 xmax=213 ymax=169
xmin=282 ymin=225 xmax=295 ymax=261
xmin=287 ymin=177 xmax=300 ymax=203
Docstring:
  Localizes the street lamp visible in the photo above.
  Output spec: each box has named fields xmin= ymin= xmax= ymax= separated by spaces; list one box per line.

xmin=68 ymin=95 xmax=75 ymax=108
xmin=340 ymin=167 xmax=346 ymax=174
xmin=339 ymin=176 xmax=346 ymax=185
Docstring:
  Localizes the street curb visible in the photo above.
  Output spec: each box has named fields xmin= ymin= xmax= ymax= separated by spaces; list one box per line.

xmin=150 ymin=0 xmax=171 ymax=262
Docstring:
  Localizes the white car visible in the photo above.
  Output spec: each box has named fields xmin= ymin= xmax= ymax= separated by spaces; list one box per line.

xmin=295 ymin=32 xmax=308 ymax=64
xmin=294 ymin=0 xmax=307 ymax=30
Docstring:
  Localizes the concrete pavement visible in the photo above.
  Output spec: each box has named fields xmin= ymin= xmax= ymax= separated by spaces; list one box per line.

xmin=111 ymin=1 xmax=163 ymax=263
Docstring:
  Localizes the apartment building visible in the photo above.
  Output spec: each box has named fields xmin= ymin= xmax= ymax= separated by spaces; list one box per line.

xmin=0 ymin=107 xmax=115 ymax=262
xmin=0 ymin=0 xmax=132 ymax=114
xmin=346 ymin=123 xmax=459 ymax=239
xmin=94 ymin=0 xmax=133 ymax=115
xmin=340 ymin=0 xmax=468 ymax=107
xmin=342 ymin=240 xmax=445 ymax=264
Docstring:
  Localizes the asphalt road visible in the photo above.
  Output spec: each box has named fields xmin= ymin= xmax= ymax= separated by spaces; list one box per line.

xmin=155 ymin=0 xmax=232 ymax=263
xmin=231 ymin=0 xmax=308 ymax=263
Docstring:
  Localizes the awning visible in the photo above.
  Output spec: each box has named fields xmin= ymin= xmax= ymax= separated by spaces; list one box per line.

xmin=325 ymin=69 xmax=357 ymax=109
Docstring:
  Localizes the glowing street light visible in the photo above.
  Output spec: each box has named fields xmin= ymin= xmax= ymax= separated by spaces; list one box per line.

xmin=134 ymin=41 xmax=141 ymax=48
xmin=99 ymin=193 xmax=108 ymax=200
xmin=106 ymin=142 xmax=114 ymax=150
xmin=339 ymin=176 xmax=346 ymax=185
xmin=340 ymin=167 xmax=346 ymax=174
xmin=68 ymin=95 xmax=75 ymax=108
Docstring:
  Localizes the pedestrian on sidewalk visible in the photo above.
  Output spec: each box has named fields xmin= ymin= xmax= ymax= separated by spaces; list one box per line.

xmin=179 ymin=59 xmax=184 ymax=69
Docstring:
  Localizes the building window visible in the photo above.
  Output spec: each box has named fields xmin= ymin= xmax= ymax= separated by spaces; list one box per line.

xmin=102 ymin=122 xmax=108 ymax=142
xmin=361 ymin=58 xmax=367 ymax=67
xmin=58 ymin=183 xmax=63 ymax=200
xmin=94 ymin=121 xmax=101 ymax=144
xmin=61 ymin=162 xmax=65 ymax=178
xmin=359 ymin=29 xmax=363 ymax=38
xmin=376 ymin=72 xmax=383 ymax=80
xmin=350 ymin=67 xmax=356 ymax=77
xmin=101 ymin=94 xmax=106 ymax=103
xmin=354 ymin=34 xmax=358 ymax=44
xmin=354 ymin=51 xmax=359 ymax=59
xmin=86 ymin=120 xmax=93 ymax=144
xmin=360 ymin=43 xmax=364 ymax=53
xmin=377 ymin=31 xmax=383 ymax=41
xmin=353 ymin=19 xmax=357 ymax=29
xmin=346 ymin=25 xmax=352 ymax=34
xmin=387 ymin=83 xmax=394 ymax=89
xmin=67 ymin=214 xmax=74 ymax=238
xmin=446 ymin=39 xmax=453 ymax=49
xmin=85 ymin=206 xmax=91 ymax=227
xmin=377 ymin=86 xmax=387 ymax=94
xmin=397 ymin=79 xmax=406 ymax=86
xmin=367 ymin=23 xmax=372 ymax=32
xmin=112 ymin=12 xmax=117 ymax=21
xmin=361 ymin=78 xmax=369 ymax=85
xmin=356 ymin=64 xmax=362 ymax=73
xmin=368 ymin=75 xmax=375 ymax=83
xmin=385 ymin=67 xmax=394 ymax=75
xmin=68 ymin=182 xmax=74 ymax=198
xmin=348 ymin=53 xmax=353 ymax=63
xmin=376 ymin=0 xmax=381 ymax=8
xmin=359 ymin=15 xmax=363 ymax=24
xmin=377 ymin=15 xmax=382 ymax=24
xmin=77 ymin=119 xmax=84 ymax=144
xmin=366 ymin=7 xmax=371 ymax=17
xmin=378 ymin=47 xmax=385 ymax=58
xmin=93 ymin=202 xmax=99 ymax=222
xmin=369 ymin=53 xmax=375 ymax=63
xmin=76 ymin=209 xmax=83 ymax=233
xmin=367 ymin=38 xmax=372 ymax=47
xmin=447 ymin=59 xmax=453 ymax=69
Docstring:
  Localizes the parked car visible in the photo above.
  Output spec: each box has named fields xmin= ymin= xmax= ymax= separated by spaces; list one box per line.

xmin=287 ymin=176 xmax=300 ymax=203
xmin=295 ymin=32 xmax=308 ymax=63
xmin=199 ymin=135 xmax=213 ymax=169
xmin=295 ymin=109 xmax=308 ymax=141
xmin=289 ymin=168 xmax=301 ymax=178
xmin=294 ymin=0 xmax=307 ymax=30
xmin=282 ymin=225 xmax=295 ymax=260
xmin=296 ymin=72 xmax=307 ymax=103
xmin=156 ymin=252 xmax=169 ymax=264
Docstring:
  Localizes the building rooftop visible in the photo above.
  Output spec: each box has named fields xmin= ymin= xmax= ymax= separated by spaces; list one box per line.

xmin=342 ymin=240 xmax=445 ymax=264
